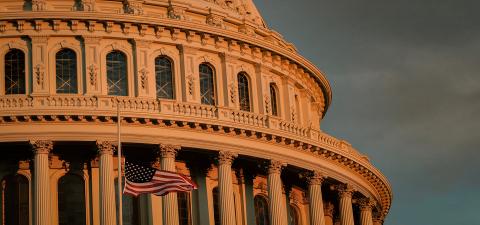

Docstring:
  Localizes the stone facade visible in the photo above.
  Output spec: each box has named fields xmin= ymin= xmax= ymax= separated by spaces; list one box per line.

xmin=0 ymin=1 xmax=391 ymax=225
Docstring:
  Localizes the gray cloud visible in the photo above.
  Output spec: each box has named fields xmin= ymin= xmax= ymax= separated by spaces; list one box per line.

xmin=255 ymin=1 xmax=480 ymax=225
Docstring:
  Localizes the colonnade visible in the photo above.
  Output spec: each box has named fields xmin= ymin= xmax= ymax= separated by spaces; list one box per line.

xmin=28 ymin=140 xmax=380 ymax=225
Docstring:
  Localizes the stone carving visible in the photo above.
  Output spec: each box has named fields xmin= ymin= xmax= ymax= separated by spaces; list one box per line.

xmin=87 ymin=21 xmax=96 ymax=32
xmin=16 ymin=20 xmax=25 ymax=32
xmin=229 ymin=82 xmax=236 ymax=103
xmin=264 ymin=95 xmax=271 ymax=114
xmin=218 ymin=151 xmax=237 ymax=165
xmin=159 ymin=144 xmax=181 ymax=159
xmin=34 ymin=20 xmax=42 ymax=31
xmin=206 ymin=12 xmax=224 ymax=28
xmin=96 ymin=141 xmax=116 ymax=155
xmin=106 ymin=21 xmax=114 ymax=33
xmin=52 ymin=20 xmax=61 ymax=32
xmin=34 ymin=64 xmax=45 ymax=88
xmin=187 ymin=75 xmax=195 ymax=96
xmin=324 ymin=202 xmax=335 ymax=217
xmin=80 ymin=0 xmax=95 ymax=11
xmin=70 ymin=20 xmax=79 ymax=32
xmin=30 ymin=140 xmax=53 ymax=154
xmin=168 ymin=5 xmax=186 ymax=20
xmin=0 ymin=21 xmax=6 ymax=33
xmin=337 ymin=183 xmax=355 ymax=198
xmin=124 ymin=0 xmax=144 ymax=15
xmin=32 ymin=0 xmax=47 ymax=11
xmin=268 ymin=160 xmax=285 ymax=174
xmin=358 ymin=198 xmax=376 ymax=211
xmin=139 ymin=68 xmax=149 ymax=89
xmin=88 ymin=64 xmax=98 ymax=87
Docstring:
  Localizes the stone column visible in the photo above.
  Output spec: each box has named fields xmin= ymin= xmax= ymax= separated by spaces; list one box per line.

xmin=217 ymin=151 xmax=237 ymax=225
xmin=267 ymin=160 xmax=288 ymax=225
xmin=308 ymin=171 xmax=326 ymax=225
xmin=338 ymin=184 xmax=355 ymax=225
xmin=31 ymin=140 xmax=53 ymax=225
xmin=159 ymin=144 xmax=181 ymax=225
xmin=358 ymin=198 xmax=376 ymax=225
xmin=97 ymin=141 xmax=117 ymax=225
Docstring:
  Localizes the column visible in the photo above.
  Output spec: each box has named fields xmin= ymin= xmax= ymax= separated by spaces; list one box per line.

xmin=217 ymin=151 xmax=237 ymax=225
xmin=308 ymin=171 xmax=326 ymax=225
xmin=338 ymin=184 xmax=355 ymax=225
xmin=267 ymin=160 xmax=288 ymax=225
xmin=358 ymin=198 xmax=376 ymax=225
xmin=97 ymin=141 xmax=117 ymax=225
xmin=31 ymin=140 xmax=53 ymax=225
xmin=187 ymin=160 xmax=211 ymax=225
xmin=159 ymin=144 xmax=181 ymax=225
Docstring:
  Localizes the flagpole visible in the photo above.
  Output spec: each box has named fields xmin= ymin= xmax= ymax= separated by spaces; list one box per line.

xmin=117 ymin=98 xmax=123 ymax=225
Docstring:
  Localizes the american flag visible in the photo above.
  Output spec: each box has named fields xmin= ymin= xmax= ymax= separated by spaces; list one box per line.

xmin=123 ymin=161 xmax=197 ymax=197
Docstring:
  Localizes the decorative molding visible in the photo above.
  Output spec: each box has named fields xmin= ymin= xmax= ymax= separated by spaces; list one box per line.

xmin=187 ymin=75 xmax=195 ymax=96
xmin=229 ymin=82 xmax=236 ymax=103
xmin=30 ymin=140 xmax=53 ymax=154
xmin=358 ymin=197 xmax=376 ymax=211
xmin=217 ymin=151 xmax=237 ymax=165
xmin=139 ymin=68 xmax=149 ymax=89
xmin=337 ymin=183 xmax=356 ymax=199
xmin=206 ymin=11 xmax=224 ymax=28
xmin=88 ymin=64 xmax=98 ymax=87
xmin=80 ymin=0 xmax=96 ymax=12
xmin=123 ymin=0 xmax=144 ymax=15
xmin=159 ymin=144 xmax=181 ymax=159
xmin=307 ymin=170 xmax=325 ymax=185
xmin=168 ymin=5 xmax=187 ymax=20
xmin=32 ymin=0 xmax=47 ymax=11
xmin=34 ymin=64 xmax=45 ymax=88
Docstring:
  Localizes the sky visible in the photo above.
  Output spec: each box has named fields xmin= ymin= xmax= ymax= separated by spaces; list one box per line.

xmin=254 ymin=1 xmax=480 ymax=225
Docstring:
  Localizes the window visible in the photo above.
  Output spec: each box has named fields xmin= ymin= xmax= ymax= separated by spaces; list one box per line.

xmin=56 ymin=49 xmax=78 ymax=94
xmin=115 ymin=178 xmax=139 ymax=225
xmin=58 ymin=174 xmax=86 ymax=225
xmin=178 ymin=192 xmax=192 ymax=225
xmin=2 ymin=174 xmax=29 ymax=225
xmin=199 ymin=63 xmax=215 ymax=105
xmin=212 ymin=187 xmax=220 ymax=225
xmin=237 ymin=72 xmax=251 ymax=111
xmin=269 ymin=83 xmax=278 ymax=116
xmin=107 ymin=51 xmax=128 ymax=96
xmin=155 ymin=56 xmax=174 ymax=99
xmin=289 ymin=204 xmax=300 ymax=225
xmin=4 ymin=49 xmax=26 ymax=94
xmin=254 ymin=195 xmax=270 ymax=225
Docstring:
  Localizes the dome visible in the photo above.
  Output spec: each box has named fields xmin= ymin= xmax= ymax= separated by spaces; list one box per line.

xmin=0 ymin=1 xmax=391 ymax=225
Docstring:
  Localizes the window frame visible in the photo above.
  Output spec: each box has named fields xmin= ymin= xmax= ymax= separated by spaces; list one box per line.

xmin=154 ymin=56 xmax=175 ymax=100
xmin=106 ymin=50 xmax=129 ymax=96
xmin=55 ymin=48 xmax=78 ymax=94
xmin=269 ymin=83 xmax=279 ymax=117
xmin=3 ymin=48 xmax=27 ymax=95
xmin=237 ymin=72 xmax=252 ymax=112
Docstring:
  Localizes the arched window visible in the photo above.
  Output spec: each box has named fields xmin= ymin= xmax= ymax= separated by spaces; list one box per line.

xmin=56 ymin=49 xmax=78 ymax=94
xmin=58 ymin=174 xmax=86 ymax=225
xmin=2 ymin=174 xmax=29 ymax=225
xmin=212 ymin=187 xmax=220 ymax=225
xmin=4 ymin=49 xmax=26 ymax=94
xmin=155 ymin=56 xmax=174 ymax=99
xmin=269 ymin=83 xmax=279 ymax=116
xmin=237 ymin=72 xmax=251 ymax=111
xmin=199 ymin=63 xmax=215 ymax=105
xmin=107 ymin=51 xmax=128 ymax=96
xmin=178 ymin=192 xmax=192 ymax=225
xmin=254 ymin=195 xmax=270 ymax=225
xmin=115 ymin=178 xmax=139 ymax=225
xmin=289 ymin=204 xmax=300 ymax=225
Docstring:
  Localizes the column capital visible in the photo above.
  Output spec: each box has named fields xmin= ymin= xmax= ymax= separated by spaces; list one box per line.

xmin=337 ymin=183 xmax=355 ymax=199
xmin=96 ymin=141 xmax=116 ymax=155
xmin=307 ymin=170 xmax=326 ymax=185
xmin=30 ymin=140 xmax=53 ymax=154
xmin=358 ymin=198 xmax=376 ymax=211
xmin=268 ymin=160 xmax=286 ymax=174
xmin=159 ymin=144 xmax=181 ymax=159
xmin=217 ymin=151 xmax=237 ymax=165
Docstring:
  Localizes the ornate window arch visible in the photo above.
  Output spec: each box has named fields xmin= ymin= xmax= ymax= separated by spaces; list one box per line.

xmin=58 ymin=173 xmax=86 ymax=225
xmin=178 ymin=192 xmax=192 ymax=225
xmin=237 ymin=72 xmax=251 ymax=111
xmin=106 ymin=51 xmax=128 ymax=96
xmin=155 ymin=56 xmax=174 ymax=99
xmin=115 ymin=177 xmax=140 ymax=225
xmin=4 ymin=49 xmax=26 ymax=95
xmin=269 ymin=83 xmax=279 ymax=116
xmin=254 ymin=195 xmax=270 ymax=225
xmin=1 ymin=174 xmax=29 ymax=225
xmin=289 ymin=204 xmax=301 ymax=225
xmin=199 ymin=63 xmax=215 ymax=105
xmin=56 ymin=48 xmax=78 ymax=94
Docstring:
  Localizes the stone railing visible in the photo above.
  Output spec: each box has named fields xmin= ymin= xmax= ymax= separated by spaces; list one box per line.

xmin=0 ymin=95 xmax=358 ymax=158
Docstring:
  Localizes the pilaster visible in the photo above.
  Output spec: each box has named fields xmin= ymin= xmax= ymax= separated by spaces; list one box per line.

xmin=83 ymin=36 xmax=102 ymax=95
xmin=133 ymin=39 xmax=153 ymax=98
xmin=177 ymin=45 xmax=198 ymax=103
xmin=30 ymin=36 xmax=49 ymax=95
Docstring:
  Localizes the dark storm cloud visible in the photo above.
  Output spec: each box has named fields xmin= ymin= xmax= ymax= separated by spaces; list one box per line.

xmin=255 ymin=1 xmax=480 ymax=225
